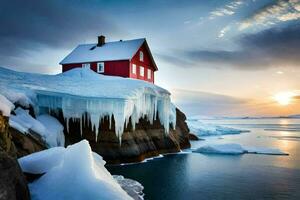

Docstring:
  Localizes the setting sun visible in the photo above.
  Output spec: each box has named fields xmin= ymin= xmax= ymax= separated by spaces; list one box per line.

xmin=273 ymin=91 xmax=295 ymax=106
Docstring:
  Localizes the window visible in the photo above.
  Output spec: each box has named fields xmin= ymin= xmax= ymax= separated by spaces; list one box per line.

xmin=140 ymin=66 xmax=144 ymax=77
xmin=97 ymin=62 xmax=105 ymax=73
xmin=132 ymin=64 xmax=136 ymax=74
xmin=147 ymin=69 xmax=151 ymax=79
xmin=82 ymin=63 xmax=90 ymax=69
xmin=139 ymin=51 xmax=144 ymax=62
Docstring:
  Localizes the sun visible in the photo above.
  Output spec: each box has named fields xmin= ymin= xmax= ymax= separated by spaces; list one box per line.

xmin=273 ymin=91 xmax=295 ymax=106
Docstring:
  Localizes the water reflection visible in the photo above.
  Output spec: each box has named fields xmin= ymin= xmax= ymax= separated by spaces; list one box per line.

xmin=107 ymin=118 xmax=300 ymax=200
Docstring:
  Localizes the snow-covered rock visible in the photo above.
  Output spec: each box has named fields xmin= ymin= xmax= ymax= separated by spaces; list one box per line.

xmin=0 ymin=94 xmax=15 ymax=116
xmin=194 ymin=143 xmax=288 ymax=155
xmin=0 ymin=67 xmax=176 ymax=143
xmin=9 ymin=107 xmax=64 ymax=147
xmin=18 ymin=140 xmax=134 ymax=200
xmin=36 ymin=114 xmax=65 ymax=147
xmin=9 ymin=108 xmax=46 ymax=135
xmin=187 ymin=120 xmax=249 ymax=136
xmin=113 ymin=175 xmax=144 ymax=200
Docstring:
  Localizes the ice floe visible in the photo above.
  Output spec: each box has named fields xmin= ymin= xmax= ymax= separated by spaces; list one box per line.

xmin=18 ymin=140 xmax=135 ymax=200
xmin=194 ymin=143 xmax=288 ymax=155
xmin=187 ymin=120 xmax=249 ymax=137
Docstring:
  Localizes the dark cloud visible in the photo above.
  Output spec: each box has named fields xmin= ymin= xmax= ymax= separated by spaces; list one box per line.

xmin=161 ymin=22 xmax=300 ymax=69
xmin=0 ymin=0 xmax=120 ymax=58
xmin=172 ymin=89 xmax=250 ymax=116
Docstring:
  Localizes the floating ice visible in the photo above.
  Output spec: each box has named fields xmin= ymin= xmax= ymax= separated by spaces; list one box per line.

xmin=194 ymin=143 xmax=288 ymax=155
xmin=187 ymin=120 xmax=249 ymax=136
xmin=18 ymin=140 xmax=134 ymax=200
xmin=0 ymin=67 xmax=176 ymax=143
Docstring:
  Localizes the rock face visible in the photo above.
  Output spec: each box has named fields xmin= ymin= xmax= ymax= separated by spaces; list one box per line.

xmin=9 ymin=128 xmax=46 ymax=158
xmin=0 ymin=152 xmax=31 ymax=200
xmin=0 ymin=114 xmax=31 ymax=200
xmin=0 ymin=114 xmax=17 ymax=157
xmin=189 ymin=133 xmax=200 ymax=141
xmin=1 ymin=112 xmax=46 ymax=159
xmin=63 ymin=108 xmax=191 ymax=164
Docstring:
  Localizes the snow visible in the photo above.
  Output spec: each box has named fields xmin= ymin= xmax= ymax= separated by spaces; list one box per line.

xmin=18 ymin=140 xmax=133 ymax=200
xmin=9 ymin=107 xmax=46 ymax=135
xmin=9 ymin=107 xmax=64 ymax=147
xmin=18 ymin=147 xmax=65 ymax=174
xmin=194 ymin=143 xmax=288 ymax=155
xmin=187 ymin=120 xmax=249 ymax=136
xmin=0 ymin=93 xmax=14 ymax=116
xmin=60 ymin=38 xmax=145 ymax=64
xmin=0 ymin=67 xmax=175 ymax=143
xmin=0 ymin=86 xmax=35 ymax=108
xmin=113 ymin=175 xmax=144 ymax=200
xmin=36 ymin=114 xmax=65 ymax=147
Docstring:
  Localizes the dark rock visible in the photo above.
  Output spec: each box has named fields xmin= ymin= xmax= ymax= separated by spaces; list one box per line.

xmin=189 ymin=133 xmax=200 ymax=141
xmin=0 ymin=152 xmax=31 ymax=200
xmin=1 ymin=111 xmax=46 ymax=159
xmin=57 ymin=108 xmax=191 ymax=164
xmin=0 ymin=114 xmax=17 ymax=157
xmin=9 ymin=128 xmax=46 ymax=158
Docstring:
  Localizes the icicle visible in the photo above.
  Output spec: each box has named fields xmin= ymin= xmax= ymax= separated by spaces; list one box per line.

xmin=35 ymin=85 xmax=176 ymax=143
xmin=109 ymin=114 xmax=112 ymax=130
xmin=80 ymin=115 xmax=83 ymax=137
xmin=65 ymin=117 xmax=70 ymax=133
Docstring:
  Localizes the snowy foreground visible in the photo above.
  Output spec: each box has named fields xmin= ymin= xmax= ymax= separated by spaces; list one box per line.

xmin=187 ymin=119 xmax=249 ymax=137
xmin=9 ymin=107 xmax=65 ymax=147
xmin=0 ymin=67 xmax=176 ymax=142
xmin=194 ymin=143 xmax=288 ymax=155
xmin=18 ymin=140 xmax=144 ymax=200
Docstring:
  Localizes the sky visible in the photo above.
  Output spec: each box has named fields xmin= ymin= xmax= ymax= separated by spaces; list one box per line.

xmin=1 ymin=0 xmax=300 ymax=117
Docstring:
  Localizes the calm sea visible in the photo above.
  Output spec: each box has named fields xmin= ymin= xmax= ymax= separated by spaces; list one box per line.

xmin=107 ymin=118 xmax=300 ymax=200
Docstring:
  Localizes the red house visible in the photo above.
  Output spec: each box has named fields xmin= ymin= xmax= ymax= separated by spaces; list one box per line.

xmin=60 ymin=36 xmax=158 ymax=83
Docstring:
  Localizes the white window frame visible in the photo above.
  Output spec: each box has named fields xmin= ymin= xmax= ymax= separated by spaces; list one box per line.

xmin=82 ymin=63 xmax=91 ymax=69
xmin=97 ymin=62 xmax=105 ymax=73
xmin=147 ymin=69 xmax=151 ymax=79
xmin=139 ymin=51 xmax=144 ymax=62
xmin=140 ymin=66 xmax=144 ymax=77
xmin=132 ymin=64 xmax=136 ymax=74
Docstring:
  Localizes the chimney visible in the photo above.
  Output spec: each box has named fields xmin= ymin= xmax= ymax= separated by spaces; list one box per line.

xmin=97 ymin=35 xmax=105 ymax=47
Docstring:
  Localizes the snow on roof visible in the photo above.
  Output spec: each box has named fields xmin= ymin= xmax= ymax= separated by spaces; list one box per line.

xmin=60 ymin=38 xmax=145 ymax=64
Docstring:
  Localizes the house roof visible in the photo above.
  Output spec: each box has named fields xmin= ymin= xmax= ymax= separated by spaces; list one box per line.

xmin=60 ymin=38 xmax=158 ymax=71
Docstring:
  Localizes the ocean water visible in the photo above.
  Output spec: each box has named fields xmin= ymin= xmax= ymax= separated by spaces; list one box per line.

xmin=107 ymin=118 xmax=300 ymax=200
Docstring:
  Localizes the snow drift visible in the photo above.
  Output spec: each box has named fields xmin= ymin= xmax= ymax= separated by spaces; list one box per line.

xmin=0 ymin=67 xmax=176 ymax=143
xmin=9 ymin=107 xmax=64 ymax=147
xmin=18 ymin=140 xmax=135 ymax=200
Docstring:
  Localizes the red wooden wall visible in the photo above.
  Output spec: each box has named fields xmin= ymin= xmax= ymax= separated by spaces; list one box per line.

xmin=62 ymin=60 xmax=130 ymax=78
xmin=129 ymin=43 xmax=155 ymax=83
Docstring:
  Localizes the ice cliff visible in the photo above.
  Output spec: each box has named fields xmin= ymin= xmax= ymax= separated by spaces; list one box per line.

xmin=0 ymin=67 xmax=176 ymax=143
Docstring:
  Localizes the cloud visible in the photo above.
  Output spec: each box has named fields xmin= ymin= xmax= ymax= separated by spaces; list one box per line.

xmin=240 ymin=0 xmax=300 ymax=29
xmin=218 ymin=25 xmax=231 ymax=38
xmin=0 ymin=0 xmax=120 ymax=69
xmin=209 ymin=0 xmax=245 ymax=19
xmin=171 ymin=89 xmax=250 ymax=116
xmin=162 ymin=22 xmax=300 ymax=69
